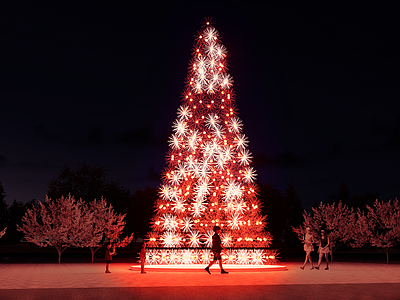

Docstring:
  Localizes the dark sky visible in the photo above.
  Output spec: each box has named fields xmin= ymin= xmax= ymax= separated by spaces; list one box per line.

xmin=1 ymin=1 xmax=398 ymax=210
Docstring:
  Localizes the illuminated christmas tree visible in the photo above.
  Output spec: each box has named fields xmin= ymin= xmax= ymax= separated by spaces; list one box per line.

xmin=146 ymin=21 xmax=276 ymax=265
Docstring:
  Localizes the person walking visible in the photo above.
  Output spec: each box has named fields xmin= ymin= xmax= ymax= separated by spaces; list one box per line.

xmin=140 ymin=242 xmax=147 ymax=274
xmin=315 ymin=229 xmax=330 ymax=270
xmin=105 ymin=243 xmax=116 ymax=273
xmin=300 ymin=227 xmax=315 ymax=270
xmin=205 ymin=226 xmax=229 ymax=274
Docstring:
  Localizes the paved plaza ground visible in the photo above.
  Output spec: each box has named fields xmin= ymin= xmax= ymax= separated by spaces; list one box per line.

xmin=1 ymin=261 xmax=400 ymax=299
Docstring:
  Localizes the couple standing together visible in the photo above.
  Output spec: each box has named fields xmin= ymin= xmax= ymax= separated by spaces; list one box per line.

xmin=301 ymin=227 xmax=330 ymax=270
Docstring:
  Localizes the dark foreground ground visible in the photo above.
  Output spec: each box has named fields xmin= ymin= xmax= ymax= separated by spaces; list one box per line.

xmin=3 ymin=284 xmax=400 ymax=300
xmin=1 ymin=261 xmax=400 ymax=300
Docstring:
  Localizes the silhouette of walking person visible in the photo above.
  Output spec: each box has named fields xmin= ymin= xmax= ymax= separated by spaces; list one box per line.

xmin=205 ymin=226 xmax=229 ymax=274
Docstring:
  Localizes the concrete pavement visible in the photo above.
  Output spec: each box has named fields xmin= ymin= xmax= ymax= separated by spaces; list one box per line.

xmin=1 ymin=262 xmax=400 ymax=299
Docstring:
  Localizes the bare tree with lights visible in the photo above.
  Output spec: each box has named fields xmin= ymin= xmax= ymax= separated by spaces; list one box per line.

xmin=146 ymin=21 xmax=274 ymax=265
xmin=351 ymin=198 xmax=400 ymax=263
xmin=18 ymin=195 xmax=93 ymax=263
xmin=82 ymin=197 xmax=133 ymax=263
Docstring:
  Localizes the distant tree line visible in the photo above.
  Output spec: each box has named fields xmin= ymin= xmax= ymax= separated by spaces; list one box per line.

xmin=3 ymin=163 xmax=396 ymax=258
xmin=0 ymin=165 xmax=305 ymax=251
xmin=326 ymin=180 xmax=380 ymax=211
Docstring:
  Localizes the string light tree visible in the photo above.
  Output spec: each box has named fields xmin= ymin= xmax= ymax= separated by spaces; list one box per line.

xmin=146 ymin=20 xmax=277 ymax=267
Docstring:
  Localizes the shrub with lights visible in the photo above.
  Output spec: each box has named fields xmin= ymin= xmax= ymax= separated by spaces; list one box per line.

xmin=146 ymin=21 xmax=276 ymax=265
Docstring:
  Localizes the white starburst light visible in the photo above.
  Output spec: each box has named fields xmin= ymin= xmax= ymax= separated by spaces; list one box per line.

xmin=228 ymin=117 xmax=243 ymax=133
xmin=168 ymin=134 xmax=182 ymax=150
xmin=176 ymin=163 xmax=187 ymax=179
xmin=223 ymin=179 xmax=243 ymax=202
xmin=228 ymin=213 xmax=243 ymax=230
xmin=226 ymin=201 xmax=235 ymax=212
xmin=221 ymin=146 xmax=234 ymax=161
xmin=169 ymin=187 xmax=179 ymax=200
xmin=235 ymin=134 xmax=249 ymax=150
xmin=220 ymin=74 xmax=233 ymax=89
xmin=182 ymin=217 xmax=193 ymax=232
xmin=208 ymin=58 xmax=218 ymax=70
xmin=215 ymin=155 xmax=226 ymax=170
xmin=188 ymin=231 xmax=202 ymax=248
xmin=238 ymin=149 xmax=252 ymax=166
xmin=194 ymin=81 xmax=202 ymax=93
xmin=237 ymin=249 xmax=249 ymax=264
xmin=204 ymin=230 xmax=214 ymax=248
xmin=159 ymin=185 xmax=172 ymax=200
xmin=250 ymin=249 xmax=266 ymax=265
xmin=161 ymin=231 xmax=182 ymax=248
xmin=186 ymin=156 xmax=196 ymax=171
xmin=197 ymin=56 xmax=208 ymax=68
xmin=206 ymin=81 xmax=216 ymax=94
xmin=198 ymin=162 xmax=211 ymax=181
xmin=211 ymin=72 xmax=220 ymax=83
xmin=215 ymin=44 xmax=227 ymax=59
xmin=158 ymin=249 xmax=170 ymax=264
xmin=206 ymin=43 xmax=217 ymax=56
xmin=225 ymin=250 xmax=237 ymax=264
xmin=191 ymin=199 xmax=207 ymax=218
xmin=169 ymin=249 xmax=181 ymax=264
xmin=145 ymin=248 xmax=158 ymax=265
xmin=195 ymin=69 xmax=208 ymax=87
xmin=191 ymin=162 xmax=201 ymax=178
xmin=204 ymin=27 xmax=218 ymax=42
xmin=169 ymin=172 xmax=181 ymax=186
xmin=221 ymin=232 xmax=232 ymax=247
xmin=205 ymin=114 xmax=219 ymax=130
xmin=194 ymin=179 xmax=210 ymax=199
xmin=233 ymin=199 xmax=246 ymax=214
xmin=177 ymin=106 xmax=191 ymax=120
xmin=212 ymin=124 xmax=224 ymax=140
xmin=187 ymin=131 xmax=199 ymax=151
xmin=171 ymin=196 xmax=186 ymax=213
xmin=203 ymin=142 xmax=216 ymax=163
xmin=173 ymin=119 xmax=187 ymax=137
xmin=243 ymin=166 xmax=257 ymax=183
xmin=197 ymin=65 xmax=206 ymax=76
xmin=161 ymin=214 xmax=178 ymax=231
xmin=211 ymin=140 xmax=221 ymax=154
xmin=181 ymin=249 xmax=196 ymax=264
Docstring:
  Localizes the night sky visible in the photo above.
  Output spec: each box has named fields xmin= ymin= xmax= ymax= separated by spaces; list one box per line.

xmin=1 ymin=1 xmax=398 ymax=210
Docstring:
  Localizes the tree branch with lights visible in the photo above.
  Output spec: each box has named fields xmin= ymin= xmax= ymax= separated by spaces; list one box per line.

xmin=351 ymin=198 xmax=400 ymax=263
xmin=0 ymin=227 xmax=6 ymax=238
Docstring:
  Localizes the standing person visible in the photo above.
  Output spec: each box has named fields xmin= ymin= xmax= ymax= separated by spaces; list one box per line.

xmin=105 ymin=243 xmax=116 ymax=273
xmin=140 ymin=242 xmax=147 ymax=274
xmin=300 ymin=227 xmax=315 ymax=270
xmin=315 ymin=229 xmax=330 ymax=270
xmin=205 ymin=226 xmax=229 ymax=274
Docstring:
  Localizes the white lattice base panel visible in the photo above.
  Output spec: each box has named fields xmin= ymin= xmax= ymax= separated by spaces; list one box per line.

xmin=144 ymin=248 xmax=278 ymax=265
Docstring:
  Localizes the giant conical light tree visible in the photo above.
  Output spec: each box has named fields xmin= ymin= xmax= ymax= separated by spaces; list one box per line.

xmin=146 ymin=21 xmax=275 ymax=265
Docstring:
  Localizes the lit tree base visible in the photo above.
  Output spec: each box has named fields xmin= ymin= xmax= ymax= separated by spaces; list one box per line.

xmin=144 ymin=248 xmax=278 ymax=265
xmin=130 ymin=264 xmax=287 ymax=271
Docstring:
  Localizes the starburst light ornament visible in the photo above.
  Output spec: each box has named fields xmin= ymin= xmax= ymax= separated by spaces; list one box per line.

xmin=146 ymin=20 xmax=276 ymax=265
